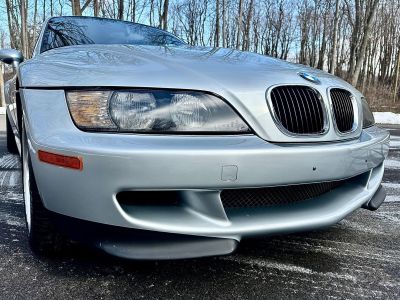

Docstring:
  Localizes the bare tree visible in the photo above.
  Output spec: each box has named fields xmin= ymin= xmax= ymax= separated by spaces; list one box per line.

xmin=20 ymin=0 xmax=29 ymax=59
xmin=351 ymin=0 xmax=380 ymax=86
xmin=394 ymin=46 xmax=400 ymax=102
xmin=118 ymin=0 xmax=124 ymax=19
xmin=236 ymin=0 xmax=244 ymax=49
xmin=330 ymin=0 xmax=341 ymax=74
xmin=2 ymin=0 xmax=400 ymax=111
xmin=71 ymin=0 xmax=94 ymax=16
xmin=161 ymin=0 xmax=170 ymax=30
xmin=93 ymin=0 xmax=100 ymax=17
xmin=244 ymin=0 xmax=254 ymax=51
xmin=215 ymin=0 xmax=220 ymax=47
xmin=222 ymin=0 xmax=226 ymax=47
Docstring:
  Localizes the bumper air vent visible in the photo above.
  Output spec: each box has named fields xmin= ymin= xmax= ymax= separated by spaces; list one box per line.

xmin=221 ymin=180 xmax=346 ymax=208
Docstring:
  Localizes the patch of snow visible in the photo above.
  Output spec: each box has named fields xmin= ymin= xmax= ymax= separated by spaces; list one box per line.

xmin=8 ymin=172 xmax=18 ymax=187
xmin=385 ymin=195 xmax=400 ymax=203
xmin=382 ymin=182 xmax=400 ymax=190
xmin=339 ymin=219 xmax=384 ymax=235
xmin=0 ymin=154 xmax=20 ymax=169
xmin=0 ymin=212 xmax=24 ymax=227
xmin=375 ymin=211 xmax=400 ymax=223
xmin=0 ymin=107 xmax=5 ymax=115
xmin=390 ymin=140 xmax=400 ymax=148
xmin=222 ymin=256 xmax=357 ymax=282
xmin=374 ymin=112 xmax=400 ymax=125
xmin=384 ymin=159 xmax=400 ymax=170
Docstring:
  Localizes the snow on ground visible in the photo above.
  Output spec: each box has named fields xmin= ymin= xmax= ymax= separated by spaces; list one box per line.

xmin=384 ymin=159 xmax=400 ymax=169
xmin=0 ymin=107 xmax=5 ymax=115
xmin=374 ymin=112 xmax=400 ymax=125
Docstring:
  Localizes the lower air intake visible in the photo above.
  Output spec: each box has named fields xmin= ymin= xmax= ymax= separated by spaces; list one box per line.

xmin=221 ymin=180 xmax=346 ymax=208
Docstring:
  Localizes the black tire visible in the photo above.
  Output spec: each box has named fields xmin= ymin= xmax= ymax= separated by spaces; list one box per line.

xmin=6 ymin=112 xmax=18 ymax=154
xmin=22 ymin=121 xmax=65 ymax=254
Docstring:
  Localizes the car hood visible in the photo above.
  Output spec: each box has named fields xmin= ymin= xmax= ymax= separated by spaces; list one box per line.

xmin=20 ymin=44 xmax=355 ymax=93
xmin=19 ymin=45 xmax=363 ymax=143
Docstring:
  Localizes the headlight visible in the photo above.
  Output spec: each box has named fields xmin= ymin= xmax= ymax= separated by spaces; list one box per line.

xmin=361 ymin=98 xmax=375 ymax=128
xmin=66 ymin=90 xmax=251 ymax=133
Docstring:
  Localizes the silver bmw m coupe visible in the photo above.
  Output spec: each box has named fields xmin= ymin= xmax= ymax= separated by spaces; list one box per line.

xmin=1 ymin=16 xmax=389 ymax=260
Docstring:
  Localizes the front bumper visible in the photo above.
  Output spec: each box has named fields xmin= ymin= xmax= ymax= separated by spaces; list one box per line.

xmin=21 ymin=89 xmax=390 ymax=259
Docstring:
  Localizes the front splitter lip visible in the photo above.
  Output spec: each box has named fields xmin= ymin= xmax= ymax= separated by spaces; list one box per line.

xmin=49 ymin=211 xmax=238 ymax=261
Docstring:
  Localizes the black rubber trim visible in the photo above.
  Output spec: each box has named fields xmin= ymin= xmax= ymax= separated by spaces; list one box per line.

xmin=48 ymin=212 xmax=238 ymax=260
xmin=362 ymin=185 xmax=386 ymax=211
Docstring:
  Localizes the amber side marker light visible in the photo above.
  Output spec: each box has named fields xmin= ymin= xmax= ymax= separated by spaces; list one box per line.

xmin=37 ymin=150 xmax=83 ymax=171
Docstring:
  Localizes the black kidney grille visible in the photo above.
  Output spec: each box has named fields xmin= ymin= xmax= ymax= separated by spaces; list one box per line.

xmin=270 ymin=85 xmax=325 ymax=134
xmin=330 ymin=88 xmax=355 ymax=133
xmin=221 ymin=180 xmax=346 ymax=208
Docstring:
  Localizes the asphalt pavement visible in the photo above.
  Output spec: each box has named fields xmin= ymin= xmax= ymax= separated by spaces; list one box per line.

xmin=0 ymin=114 xmax=399 ymax=299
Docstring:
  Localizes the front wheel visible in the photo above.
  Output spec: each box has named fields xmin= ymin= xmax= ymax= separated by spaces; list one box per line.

xmin=22 ymin=120 xmax=65 ymax=254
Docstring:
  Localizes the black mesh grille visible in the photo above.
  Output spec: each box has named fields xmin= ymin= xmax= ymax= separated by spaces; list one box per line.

xmin=270 ymin=85 xmax=325 ymax=134
xmin=330 ymin=88 xmax=355 ymax=133
xmin=221 ymin=180 xmax=346 ymax=208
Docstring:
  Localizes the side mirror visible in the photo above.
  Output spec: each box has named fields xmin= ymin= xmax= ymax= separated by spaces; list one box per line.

xmin=0 ymin=49 xmax=24 ymax=69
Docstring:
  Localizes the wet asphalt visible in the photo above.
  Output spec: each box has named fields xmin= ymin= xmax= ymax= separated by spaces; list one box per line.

xmin=0 ymin=115 xmax=399 ymax=299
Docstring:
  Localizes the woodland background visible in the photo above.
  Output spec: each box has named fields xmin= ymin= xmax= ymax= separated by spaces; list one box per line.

xmin=1 ymin=0 xmax=400 ymax=112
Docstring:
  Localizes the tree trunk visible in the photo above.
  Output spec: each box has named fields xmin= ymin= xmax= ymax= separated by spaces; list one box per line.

xmin=161 ymin=0 xmax=169 ymax=30
xmin=118 ymin=0 xmax=124 ymax=20
xmin=347 ymin=0 xmax=361 ymax=79
xmin=73 ymin=0 xmax=93 ymax=16
xmin=236 ymin=0 xmax=244 ymax=49
xmin=72 ymin=0 xmax=80 ymax=15
xmin=317 ymin=14 xmax=327 ymax=70
xmin=33 ymin=0 xmax=38 ymax=39
xmin=215 ymin=0 xmax=220 ymax=47
xmin=394 ymin=47 xmax=400 ymax=103
xmin=5 ymin=0 xmax=16 ymax=49
xmin=351 ymin=0 xmax=380 ymax=86
xmin=94 ymin=0 xmax=99 ymax=17
xmin=222 ymin=0 xmax=226 ymax=48
xmin=330 ymin=0 xmax=340 ymax=74
xmin=310 ymin=0 xmax=318 ymax=67
xmin=245 ymin=0 xmax=254 ymax=51
xmin=150 ymin=0 xmax=154 ymax=26
xmin=132 ymin=0 xmax=136 ymax=22
xmin=20 ymin=0 xmax=29 ymax=59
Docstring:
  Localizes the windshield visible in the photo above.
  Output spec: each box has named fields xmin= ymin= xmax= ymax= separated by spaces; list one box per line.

xmin=40 ymin=17 xmax=186 ymax=53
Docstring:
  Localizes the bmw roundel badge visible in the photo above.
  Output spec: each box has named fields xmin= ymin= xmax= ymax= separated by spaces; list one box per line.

xmin=298 ymin=72 xmax=321 ymax=85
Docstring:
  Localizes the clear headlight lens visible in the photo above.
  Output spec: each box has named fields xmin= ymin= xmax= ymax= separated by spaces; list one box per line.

xmin=361 ymin=98 xmax=375 ymax=128
xmin=110 ymin=92 xmax=157 ymax=130
xmin=66 ymin=90 xmax=250 ymax=133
